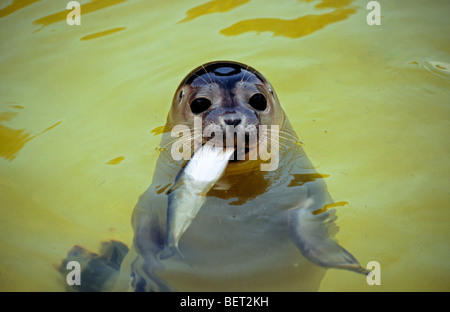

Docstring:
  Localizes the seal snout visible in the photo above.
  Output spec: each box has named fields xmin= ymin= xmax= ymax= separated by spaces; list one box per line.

xmin=219 ymin=112 xmax=245 ymax=127
xmin=223 ymin=117 xmax=242 ymax=126
xmin=218 ymin=113 xmax=257 ymax=147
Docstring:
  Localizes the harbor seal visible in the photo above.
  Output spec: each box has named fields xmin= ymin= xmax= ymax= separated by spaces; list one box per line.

xmin=60 ymin=61 xmax=367 ymax=292
xmin=122 ymin=61 xmax=367 ymax=291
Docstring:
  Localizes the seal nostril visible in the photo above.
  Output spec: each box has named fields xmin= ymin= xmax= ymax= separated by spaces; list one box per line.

xmin=224 ymin=118 xmax=241 ymax=126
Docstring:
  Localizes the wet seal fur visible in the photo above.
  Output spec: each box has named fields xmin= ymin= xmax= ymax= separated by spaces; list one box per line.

xmin=61 ymin=61 xmax=368 ymax=292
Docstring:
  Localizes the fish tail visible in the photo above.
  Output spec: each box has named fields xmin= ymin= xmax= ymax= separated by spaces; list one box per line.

xmin=157 ymin=244 xmax=185 ymax=261
xmin=173 ymin=245 xmax=185 ymax=261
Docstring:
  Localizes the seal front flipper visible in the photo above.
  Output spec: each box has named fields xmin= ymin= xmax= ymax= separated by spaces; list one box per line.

xmin=288 ymin=201 xmax=369 ymax=275
xmin=59 ymin=240 xmax=129 ymax=292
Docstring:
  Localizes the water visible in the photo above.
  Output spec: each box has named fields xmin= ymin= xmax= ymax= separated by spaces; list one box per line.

xmin=0 ymin=0 xmax=449 ymax=291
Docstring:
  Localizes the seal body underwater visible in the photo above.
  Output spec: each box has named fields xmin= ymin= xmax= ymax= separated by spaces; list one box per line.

xmin=116 ymin=61 xmax=368 ymax=292
xmin=61 ymin=61 xmax=367 ymax=292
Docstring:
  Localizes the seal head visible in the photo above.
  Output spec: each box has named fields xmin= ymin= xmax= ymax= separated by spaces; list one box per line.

xmin=168 ymin=61 xmax=285 ymax=161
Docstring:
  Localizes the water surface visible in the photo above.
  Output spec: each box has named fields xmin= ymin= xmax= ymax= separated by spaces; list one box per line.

xmin=0 ymin=0 xmax=449 ymax=291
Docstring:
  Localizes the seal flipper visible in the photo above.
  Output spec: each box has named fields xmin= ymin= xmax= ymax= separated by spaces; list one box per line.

xmin=288 ymin=203 xmax=369 ymax=275
xmin=59 ymin=240 xmax=129 ymax=292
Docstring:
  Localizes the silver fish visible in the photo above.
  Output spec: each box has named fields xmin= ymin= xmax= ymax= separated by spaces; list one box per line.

xmin=158 ymin=143 xmax=235 ymax=260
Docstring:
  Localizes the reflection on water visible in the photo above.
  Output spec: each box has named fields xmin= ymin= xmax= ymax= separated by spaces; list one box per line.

xmin=312 ymin=201 xmax=348 ymax=215
xmin=106 ymin=156 xmax=125 ymax=165
xmin=288 ymin=173 xmax=330 ymax=187
xmin=220 ymin=7 xmax=356 ymax=38
xmin=33 ymin=0 xmax=127 ymax=30
xmin=0 ymin=108 xmax=61 ymax=161
xmin=180 ymin=0 xmax=357 ymax=39
xmin=0 ymin=110 xmax=31 ymax=161
xmin=310 ymin=0 xmax=355 ymax=9
xmin=179 ymin=0 xmax=250 ymax=23
xmin=81 ymin=27 xmax=126 ymax=41
xmin=0 ymin=0 xmax=39 ymax=18
xmin=155 ymin=183 xmax=172 ymax=195
xmin=208 ymin=167 xmax=271 ymax=205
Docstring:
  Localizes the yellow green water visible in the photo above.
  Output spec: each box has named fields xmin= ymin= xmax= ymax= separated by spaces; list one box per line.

xmin=0 ymin=0 xmax=449 ymax=291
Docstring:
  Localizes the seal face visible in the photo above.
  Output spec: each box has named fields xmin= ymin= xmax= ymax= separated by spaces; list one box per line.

xmin=169 ymin=61 xmax=285 ymax=161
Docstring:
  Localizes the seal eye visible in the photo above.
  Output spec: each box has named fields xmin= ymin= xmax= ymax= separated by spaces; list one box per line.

xmin=248 ymin=93 xmax=267 ymax=111
xmin=190 ymin=97 xmax=211 ymax=114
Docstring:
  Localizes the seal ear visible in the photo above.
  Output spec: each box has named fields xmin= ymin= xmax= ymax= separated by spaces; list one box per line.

xmin=175 ymin=85 xmax=190 ymax=105
xmin=178 ymin=90 xmax=184 ymax=102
